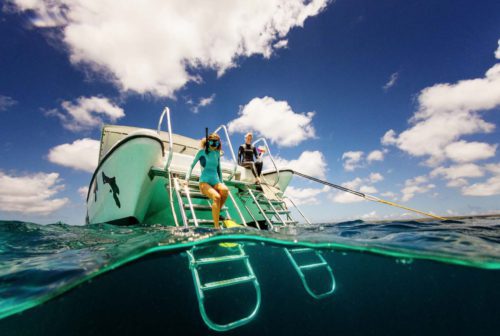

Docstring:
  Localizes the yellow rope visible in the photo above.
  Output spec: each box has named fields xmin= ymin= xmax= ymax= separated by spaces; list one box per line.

xmin=365 ymin=195 xmax=447 ymax=221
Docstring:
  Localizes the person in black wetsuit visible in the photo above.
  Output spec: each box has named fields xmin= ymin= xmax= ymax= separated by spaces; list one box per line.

xmin=237 ymin=132 xmax=263 ymax=183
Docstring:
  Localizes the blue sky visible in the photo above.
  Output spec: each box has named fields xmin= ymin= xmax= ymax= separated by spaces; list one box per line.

xmin=1 ymin=0 xmax=499 ymax=224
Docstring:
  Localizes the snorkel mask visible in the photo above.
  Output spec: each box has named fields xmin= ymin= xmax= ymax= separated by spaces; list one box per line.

xmin=208 ymin=139 xmax=220 ymax=148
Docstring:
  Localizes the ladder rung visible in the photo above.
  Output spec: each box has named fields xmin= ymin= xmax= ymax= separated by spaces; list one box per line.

xmin=299 ymin=262 xmax=327 ymax=270
xmin=184 ymin=204 xmax=227 ymax=211
xmin=265 ymin=210 xmax=290 ymax=214
xmin=188 ymin=219 xmax=221 ymax=225
xmin=181 ymin=191 xmax=207 ymax=198
xmin=194 ymin=254 xmax=247 ymax=265
xmin=289 ymin=248 xmax=311 ymax=254
xmin=272 ymin=220 xmax=297 ymax=225
xmin=202 ymin=275 xmax=256 ymax=290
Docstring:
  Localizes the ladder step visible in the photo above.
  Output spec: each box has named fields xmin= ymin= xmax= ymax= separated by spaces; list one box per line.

xmin=184 ymin=204 xmax=227 ymax=211
xmin=181 ymin=190 xmax=208 ymax=199
xmin=202 ymin=275 xmax=256 ymax=290
xmin=272 ymin=220 xmax=298 ymax=225
xmin=194 ymin=254 xmax=248 ymax=265
xmin=265 ymin=210 xmax=290 ymax=214
xmin=188 ymin=219 xmax=221 ymax=225
xmin=299 ymin=262 xmax=327 ymax=270
xmin=289 ymin=248 xmax=312 ymax=254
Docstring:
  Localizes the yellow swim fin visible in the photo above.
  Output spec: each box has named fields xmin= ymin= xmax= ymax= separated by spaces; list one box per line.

xmin=223 ymin=219 xmax=241 ymax=228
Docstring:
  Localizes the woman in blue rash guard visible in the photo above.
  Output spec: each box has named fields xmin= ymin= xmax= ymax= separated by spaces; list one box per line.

xmin=185 ymin=133 xmax=228 ymax=229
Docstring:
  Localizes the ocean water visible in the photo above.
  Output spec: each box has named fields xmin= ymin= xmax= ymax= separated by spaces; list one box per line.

xmin=0 ymin=216 xmax=499 ymax=335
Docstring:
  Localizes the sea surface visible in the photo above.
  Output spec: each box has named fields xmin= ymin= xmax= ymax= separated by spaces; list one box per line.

xmin=1 ymin=216 xmax=499 ymax=335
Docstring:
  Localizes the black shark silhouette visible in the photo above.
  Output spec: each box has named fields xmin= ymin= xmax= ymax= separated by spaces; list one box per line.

xmin=102 ymin=172 xmax=121 ymax=208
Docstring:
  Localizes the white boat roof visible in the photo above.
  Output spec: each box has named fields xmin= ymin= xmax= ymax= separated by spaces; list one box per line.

xmin=99 ymin=125 xmax=200 ymax=162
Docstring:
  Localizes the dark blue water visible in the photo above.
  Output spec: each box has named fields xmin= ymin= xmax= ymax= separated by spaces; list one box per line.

xmin=1 ymin=216 xmax=499 ymax=335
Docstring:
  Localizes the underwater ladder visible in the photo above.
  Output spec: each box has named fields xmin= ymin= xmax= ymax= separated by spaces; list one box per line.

xmin=153 ymin=108 xmax=336 ymax=332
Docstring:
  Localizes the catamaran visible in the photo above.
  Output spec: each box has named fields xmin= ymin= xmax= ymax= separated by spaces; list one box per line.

xmin=85 ymin=107 xmax=335 ymax=331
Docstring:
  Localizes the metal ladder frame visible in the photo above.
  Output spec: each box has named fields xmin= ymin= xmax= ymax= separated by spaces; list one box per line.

xmin=237 ymin=158 xmax=336 ymax=300
xmin=187 ymin=244 xmax=261 ymax=332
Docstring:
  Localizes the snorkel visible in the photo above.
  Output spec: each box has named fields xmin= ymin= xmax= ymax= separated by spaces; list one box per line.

xmin=205 ymin=127 xmax=209 ymax=154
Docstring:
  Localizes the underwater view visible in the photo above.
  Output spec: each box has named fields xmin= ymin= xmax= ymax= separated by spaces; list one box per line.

xmin=1 ymin=216 xmax=499 ymax=335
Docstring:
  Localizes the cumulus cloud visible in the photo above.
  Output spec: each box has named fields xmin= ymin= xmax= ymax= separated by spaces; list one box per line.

xmin=329 ymin=178 xmax=365 ymax=203
xmin=271 ymin=150 xmax=327 ymax=179
xmin=341 ymin=151 xmax=363 ymax=171
xmin=369 ymin=172 xmax=384 ymax=183
xmin=342 ymin=149 xmax=386 ymax=171
xmin=381 ymin=40 xmax=500 ymax=166
xmin=401 ymin=175 xmax=435 ymax=202
xmin=0 ymin=171 xmax=69 ymax=215
xmin=228 ymin=96 xmax=316 ymax=147
xmin=46 ymin=96 xmax=124 ymax=132
xmin=383 ymin=72 xmax=399 ymax=91
xmin=430 ymin=163 xmax=484 ymax=180
xmin=285 ymin=185 xmax=329 ymax=205
xmin=10 ymin=0 xmax=330 ymax=97
xmin=48 ymin=138 xmax=100 ymax=172
xmin=190 ymin=94 xmax=215 ymax=113
xmin=367 ymin=150 xmax=385 ymax=162
xmin=78 ymin=186 xmax=89 ymax=199
xmin=496 ymin=39 xmax=500 ymax=59
xmin=381 ymin=129 xmax=397 ymax=145
xmin=329 ymin=173 xmax=383 ymax=203
xmin=461 ymin=163 xmax=500 ymax=196
xmin=0 ymin=95 xmax=17 ymax=111
xmin=444 ymin=140 xmax=497 ymax=163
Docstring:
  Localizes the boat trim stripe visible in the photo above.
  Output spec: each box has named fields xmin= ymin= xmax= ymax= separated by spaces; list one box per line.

xmin=86 ymin=134 xmax=164 ymax=202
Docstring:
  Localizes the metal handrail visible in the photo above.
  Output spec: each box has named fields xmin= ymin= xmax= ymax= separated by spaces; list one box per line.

xmin=252 ymin=137 xmax=279 ymax=187
xmin=213 ymin=125 xmax=238 ymax=181
xmin=157 ymin=107 xmax=174 ymax=171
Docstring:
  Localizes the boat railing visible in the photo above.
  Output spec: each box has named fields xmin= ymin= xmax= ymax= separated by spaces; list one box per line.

xmin=213 ymin=124 xmax=238 ymax=181
xmin=157 ymin=106 xmax=174 ymax=171
xmin=252 ymin=137 xmax=280 ymax=187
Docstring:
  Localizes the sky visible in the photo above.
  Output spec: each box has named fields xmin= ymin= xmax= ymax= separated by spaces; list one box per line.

xmin=0 ymin=0 xmax=499 ymax=225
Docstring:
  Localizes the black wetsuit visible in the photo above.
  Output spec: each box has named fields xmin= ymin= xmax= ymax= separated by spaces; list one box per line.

xmin=238 ymin=143 xmax=263 ymax=177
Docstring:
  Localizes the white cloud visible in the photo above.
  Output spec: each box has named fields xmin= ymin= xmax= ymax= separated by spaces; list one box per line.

xmin=10 ymin=0 xmax=329 ymax=97
xmin=191 ymin=94 xmax=215 ymax=113
xmin=361 ymin=211 xmax=378 ymax=220
xmin=430 ymin=163 xmax=484 ymax=180
xmin=341 ymin=151 xmax=363 ymax=171
xmin=496 ymin=39 xmax=500 ymax=59
xmin=444 ymin=140 xmax=497 ymax=163
xmin=367 ymin=150 xmax=384 ymax=162
xmin=401 ymin=175 xmax=435 ymax=202
xmin=0 ymin=95 xmax=17 ymax=111
xmin=369 ymin=172 xmax=384 ymax=183
xmin=462 ymin=176 xmax=500 ymax=196
xmin=272 ymin=150 xmax=327 ymax=179
xmin=329 ymin=176 xmax=379 ymax=204
xmin=360 ymin=185 xmax=377 ymax=194
xmin=461 ymin=163 xmax=500 ymax=196
xmin=0 ymin=171 xmax=69 ymax=215
xmin=381 ymin=40 xmax=500 ymax=166
xmin=381 ymin=129 xmax=397 ymax=145
xmin=285 ymin=185 xmax=328 ymax=205
xmin=380 ymin=191 xmax=397 ymax=200
xmin=48 ymin=138 xmax=100 ymax=172
xmin=274 ymin=40 xmax=289 ymax=49
xmin=47 ymin=96 xmax=124 ymax=132
xmin=78 ymin=186 xmax=89 ymax=199
xmin=383 ymin=72 xmax=399 ymax=91
xmin=228 ymin=96 xmax=316 ymax=147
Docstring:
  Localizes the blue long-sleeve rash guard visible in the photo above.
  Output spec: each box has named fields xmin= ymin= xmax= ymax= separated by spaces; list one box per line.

xmin=185 ymin=149 xmax=223 ymax=186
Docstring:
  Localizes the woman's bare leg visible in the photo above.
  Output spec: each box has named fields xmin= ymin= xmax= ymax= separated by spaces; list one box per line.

xmin=199 ymin=182 xmax=222 ymax=229
xmin=214 ymin=183 xmax=229 ymax=207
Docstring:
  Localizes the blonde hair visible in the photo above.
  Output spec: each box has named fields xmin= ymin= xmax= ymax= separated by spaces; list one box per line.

xmin=200 ymin=133 xmax=222 ymax=151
